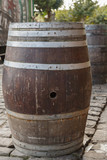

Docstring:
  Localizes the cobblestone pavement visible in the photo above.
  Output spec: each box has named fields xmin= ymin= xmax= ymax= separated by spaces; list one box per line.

xmin=0 ymin=64 xmax=107 ymax=160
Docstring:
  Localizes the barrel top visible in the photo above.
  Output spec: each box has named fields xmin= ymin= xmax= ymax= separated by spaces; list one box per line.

xmin=9 ymin=22 xmax=85 ymax=29
xmin=85 ymin=24 xmax=107 ymax=30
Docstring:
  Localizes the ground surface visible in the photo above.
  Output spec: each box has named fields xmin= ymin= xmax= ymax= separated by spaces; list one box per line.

xmin=0 ymin=64 xmax=107 ymax=160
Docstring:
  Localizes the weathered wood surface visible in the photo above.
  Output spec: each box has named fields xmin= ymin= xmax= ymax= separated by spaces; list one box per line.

xmin=85 ymin=24 xmax=107 ymax=84
xmin=3 ymin=22 xmax=92 ymax=157
xmin=0 ymin=63 xmax=107 ymax=159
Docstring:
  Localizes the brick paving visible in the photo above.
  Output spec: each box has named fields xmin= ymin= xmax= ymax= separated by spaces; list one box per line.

xmin=83 ymin=85 xmax=107 ymax=160
xmin=0 ymin=64 xmax=107 ymax=160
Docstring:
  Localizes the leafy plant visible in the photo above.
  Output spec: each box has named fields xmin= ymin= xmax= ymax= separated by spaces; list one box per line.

xmin=34 ymin=0 xmax=63 ymax=21
xmin=85 ymin=5 xmax=107 ymax=24
xmin=55 ymin=9 xmax=73 ymax=22
xmin=55 ymin=0 xmax=98 ymax=23
xmin=71 ymin=0 xmax=98 ymax=22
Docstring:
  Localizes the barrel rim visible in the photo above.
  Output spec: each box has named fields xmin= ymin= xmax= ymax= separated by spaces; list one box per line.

xmin=6 ymin=107 xmax=89 ymax=121
xmin=13 ymin=137 xmax=83 ymax=157
xmin=4 ymin=60 xmax=90 ymax=71
xmin=85 ymin=24 xmax=107 ymax=30
xmin=12 ymin=136 xmax=83 ymax=151
xmin=85 ymin=24 xmax=107 ymax=26
xmin=9 ymin=22 xmax=85 ymax=29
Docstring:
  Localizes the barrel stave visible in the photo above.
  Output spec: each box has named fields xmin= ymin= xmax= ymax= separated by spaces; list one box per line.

xmin=5 ymin=46 xmax=89 ymax=64
xmin=8 ymin=113 xmax=87 ymax=145
xmin=3 ymin=66 xmax=91 ymax=115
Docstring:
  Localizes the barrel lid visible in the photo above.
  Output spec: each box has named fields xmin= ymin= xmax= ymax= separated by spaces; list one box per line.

xmin=9 ymin=22 xmax=85 ymax=29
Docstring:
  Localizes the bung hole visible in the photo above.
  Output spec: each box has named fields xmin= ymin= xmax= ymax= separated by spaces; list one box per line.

xmin=50 ymin=92 xmax=57 ymax=99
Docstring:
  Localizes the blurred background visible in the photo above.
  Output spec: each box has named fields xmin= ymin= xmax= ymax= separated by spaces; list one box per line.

xmin=0 ymin=0 xmax=107 ymax=84
xmin=0 ymin=0 xmax=106 ymax=46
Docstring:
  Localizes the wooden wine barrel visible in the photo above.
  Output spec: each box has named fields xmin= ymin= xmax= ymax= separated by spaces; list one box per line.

xmin=3 ymin=22 xmax=92 ymax=157
xmin=85 ymin=24 xmax=107 ymax=84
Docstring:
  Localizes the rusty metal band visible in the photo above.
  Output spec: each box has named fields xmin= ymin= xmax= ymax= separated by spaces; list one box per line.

xmin=7 ymin=40 xmax=87 ymax=48
xmin=12 ymin=136 xmax=83 ymax=151
xmin=6 ymin=107 xmax=89 ymax=121
xmin=4 ymin=60 xmax=90 ymax=70
xmin=86 ymin=33 xmax=106 ymax=36
xmin=88 ymin=45 xmax=106 ymax=48
xmin=8 ymin=30 xmax=86 ymax=37
xmin=14 ymin=142 xmax=82 ymax=157
xmin=85 ymin=25 xmax=107 ymax=30
xmin=9 ymin=22 xmax=84 ymax=29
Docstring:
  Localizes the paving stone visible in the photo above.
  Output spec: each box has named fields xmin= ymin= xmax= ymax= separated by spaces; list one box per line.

xmin=93 ymin=96 xmax=107 ymax=101
xmin=90 ymin=103 xmax=105 ymax=109
xmin=88 ymin=110 xmax=101 ymax=116
xmin=0 ymin=119 xmax=6 ymax=126
xmin=0 ymin=109 xmax=4 ymax=113
xmin=0 ymin=106 xmax=5 ymax=109
xmin=82 ymin=157 xmax=95 ymax=160
xmin=28 ymin=152 xmax=82 ymax=160
xmin=82 ymin=157 xmax=107 ymax=160
xmin=83 ymin=135 xmax=91 ymax=146
xmin=2 ymin=122 xmax=10 ymax=128
xmin=0 ymin=147 xmax=13 ymax=156
xmin=87 ymin=115 xmax=99 ymax=122
xmin=99 ymin=108 xmax=107 ymax=123
xmin=89 ymin=107 xmax=102 ymax=112
xmin=92 ymin=94 xmax=107 ymax=98
xmin=85 ymin=143 xmax=94 ymax=152
xmin=0 ymin=112 xmax=5 ymax=116
xmin=0 ymin=128 xmax=12 ymax=138
xmin=92 ymin=143 xmax=107 ymax=153
xmin=28 ymin=157 xmax=80 ymax=160
xmin=0 ymin=99 xmax=4 ymax=103
xmin=83 ymin=151 xmax=106 ymax=159
xmin=93 ymin=89 xmax=107 ymax=93
xmin=29 ymin=158 xmax=52 ymax=160
xmin=97 ymin=123 xmax=107 ymax=131
xmin=0 ymin=137 xmax=13 ymax=147
xmin=11 ymin=149 xmax=28 ymax=159
xmin=0 ymin=157 xmax=23 ymax=160
xmin=92 ymin=130 xmax=107 ymax=143
xmin=86 ymin=120 xmax=96 ymax=128
xmin=11 ymin=149 xmax=83 ymax=160
xmin=85 ymin=128 xmax=95 ymax=136
xmin=0 ymin=114 xmax=7 ymax=120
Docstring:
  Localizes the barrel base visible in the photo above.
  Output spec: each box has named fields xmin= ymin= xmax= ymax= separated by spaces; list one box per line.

xmin=13 ymin=137 xmax=83 ymax=157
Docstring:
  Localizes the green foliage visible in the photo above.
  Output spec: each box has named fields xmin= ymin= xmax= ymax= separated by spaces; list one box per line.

xmin=55 ymin=0 xmax=98 ymax=22
xmin=34 ymin=0 xmax=63 ymax=21
xmin=71 ymin=0 xmax=98 ymax=22
xmin=55 ymin=9 xmax=73 ymax=22
xmin=85 ymin=5 xmax=107 ymax=24
xmin=34 ymin=12 xmax=44 ymax=22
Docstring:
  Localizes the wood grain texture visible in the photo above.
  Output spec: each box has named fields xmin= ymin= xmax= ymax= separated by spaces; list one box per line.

xmin=3 ymin=67 xmax=91 ymax=115
xmin=86 ymin=24 xmax=107 ymax=84
xmin=5 ymin=46 xmax=89 ymax=64
xmin=3 ymin=22 xmax=92 ymax=157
